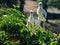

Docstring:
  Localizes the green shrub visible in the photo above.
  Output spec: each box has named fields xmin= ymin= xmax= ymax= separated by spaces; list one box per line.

xmin=0 ymin=8 xmax=25 ymax=36
xmin=0 ymin=8 xmax=60 ymax=45
xmin=0 ymin=31 xmax=7 ymax=45
xmin=4 ymin=40 xmax=20 ymax=45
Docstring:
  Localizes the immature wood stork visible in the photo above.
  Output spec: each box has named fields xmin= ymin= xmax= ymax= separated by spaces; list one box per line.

xmin=26 ymin=10 xmax=40 ymax=35
xmin=37 ymin=2 xmax=47 ymax=29
xmin=26 ymin=10 xmax=35 ymax=26
xmin=26 ymin=10 xmax=40 ymax=27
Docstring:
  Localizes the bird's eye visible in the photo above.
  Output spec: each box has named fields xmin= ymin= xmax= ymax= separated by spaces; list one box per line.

xmin=39 ymin=4 xmax=42 ymax=6
xmin=30 ymin=12 xmax=33 ymax=13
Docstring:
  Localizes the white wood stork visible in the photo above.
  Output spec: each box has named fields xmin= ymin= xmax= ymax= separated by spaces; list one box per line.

xmin=37 ymin=2 xmax=47 ymax=29
xmin=26 ymin=10 xmax=35 ymax=26
xmin=26 ymin=10 xmax=40 ymax=35
xmin=26 ymin=10 xmax=40 ymax=26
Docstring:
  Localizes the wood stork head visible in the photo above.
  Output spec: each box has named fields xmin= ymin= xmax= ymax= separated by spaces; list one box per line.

xmin=38 ymin=2 xmax=43 ymax=8
xmin=30 ymin=10 xmax=33 ymax=16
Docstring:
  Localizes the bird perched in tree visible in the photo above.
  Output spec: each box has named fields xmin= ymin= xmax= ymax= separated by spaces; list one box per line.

xmin=37 ymin=2 xmax=47 ymax=21
xmin=26 ymin=10 xmax=40 ymax=26
xmin=26 ymin=10 xmax=35 ymax=26
xmin=37 ymin=2 xmax=47 ymax=29
xmin=26 ymin=10 xmax=39 ymax=34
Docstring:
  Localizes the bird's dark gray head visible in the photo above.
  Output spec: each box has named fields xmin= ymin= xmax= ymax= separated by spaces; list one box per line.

xmin=30 ymin=10 xmax=33 ymax=14
xmin=38 ymin=2 xmax=43 ymax=6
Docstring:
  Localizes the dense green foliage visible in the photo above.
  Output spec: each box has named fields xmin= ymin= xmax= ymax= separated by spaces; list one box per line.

xmin=0 ymin=8 xmax=24 ymax=45
xmin=0 ymin=8 xmax=60 ymax=45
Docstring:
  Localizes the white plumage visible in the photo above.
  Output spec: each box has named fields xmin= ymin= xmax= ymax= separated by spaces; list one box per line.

xmin=26 ymin=10 xmax=40 ymax=26
xmin=26 ymin=10 xmax=35 ymax=26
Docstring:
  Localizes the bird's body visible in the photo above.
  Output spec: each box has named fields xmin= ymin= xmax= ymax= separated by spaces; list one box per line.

xmin=26 ymin=10 xmax=40 ymax=26
xmin=37 ymin=2 xmax=47 ymax=29
xmin=37 ymin=5 xmax=47 ymax=21
xmin=26 ymin=10 xmax=35 ymax=26
xmin=27 ymin=14 xmax=34 ymax=25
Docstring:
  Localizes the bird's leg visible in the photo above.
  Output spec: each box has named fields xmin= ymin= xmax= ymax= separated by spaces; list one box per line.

xmin=43 ymin=21 xmax=45 ymax=30
xmin=42 ymin=17 xmax=46 ymax=30
xmin=38 ymin=17 xmax=40 ymax=20
xmin=26 ymin=21 xmax=28 ymax=26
